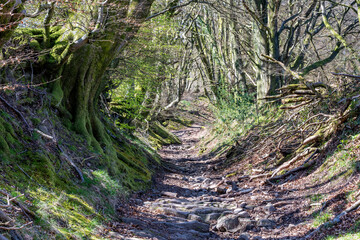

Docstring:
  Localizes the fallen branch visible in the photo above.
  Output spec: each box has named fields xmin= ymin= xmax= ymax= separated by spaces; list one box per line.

xmin=0 ymin=221 xmax=32 ymax=230
xmin=58 ymin=145 xmax=84 ymax=183
xmin=39 ymin=129 xmax=85 ymax=183
xmin=0 ymin=190 xmax=36 ymax=218
xmin=219 ymin=188 xmax=254 ymax=198
xmin=331 ymin=72 xmax=360 ymax=80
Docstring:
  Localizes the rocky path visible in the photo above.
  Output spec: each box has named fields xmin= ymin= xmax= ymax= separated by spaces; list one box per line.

xmin=112 ymin=124 xmax=275 ymax=240
xmin=109 ymin=99 xmax=360 ymax=240
xmin=112 ymin=121 xmax=342 ymax=240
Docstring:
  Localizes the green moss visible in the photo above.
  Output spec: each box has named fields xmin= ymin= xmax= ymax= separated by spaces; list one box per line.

xmin=312 ymin=211 xmax=332 ymax=227
xmin=29 ymin=189 xmax=104 ymax=239
xmin=48 ymin=41 xmax=69 ymax=64
xmin=23 ymin=151 xmax=59 ymax=186
xmin=148 ymin=121 xmax=181 ymax=147
xmin=49 ymin=26 xmax=65 ymax=42
xmin=5 ymin=132 xmax=15 ymax=145
xmin=29 ymin=39 xmax=41 ymax=50
xmin=0 ymin=135 xmax=10 ymax=153
xmin=51 ymin=80 xmax=64 ymax=107
xmin=30 ymin=117 xmax=41 ymax=126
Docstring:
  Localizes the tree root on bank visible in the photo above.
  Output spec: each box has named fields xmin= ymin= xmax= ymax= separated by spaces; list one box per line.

xmin=303 ymin=199 xmax=360 ymax=239
xmin=267 ymin=153 xmax=318 ymax=183
xmin=237 ymin=98 xmax=359 ymax=185
xmin=271 ymin=149 xmax=318 ymax=178
xmin=219 ymin=188 xmax=255 ymax=198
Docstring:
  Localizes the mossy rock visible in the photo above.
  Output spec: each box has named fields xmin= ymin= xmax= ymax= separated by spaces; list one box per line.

xmin=149 ymin=121 xmax=181 ymax=146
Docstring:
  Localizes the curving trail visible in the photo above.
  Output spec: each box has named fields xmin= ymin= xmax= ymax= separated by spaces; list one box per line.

xmin=113 ymin=119 xmax=350 ymax=240
xmin=113 ymin=123 xmax=289 ymax=239
xmin=113 ymin=123 xmax=243 ymax=239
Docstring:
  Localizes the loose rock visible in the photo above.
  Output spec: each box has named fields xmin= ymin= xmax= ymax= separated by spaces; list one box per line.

xmin=264 ymin=203 xmax=276 ymax=213
xmin=204 ymin=212 xmax=221 ymax=222
xmin=236 ymin=211 xmax=250 ymax=218
xmin=216 ymin=214 xmax=254 ymax=233
xmin=188 ymin=214 xmax=203 ymax=222
xmin=257 ymin=218 xmax=276 ymax=228
xmin=237 ymin=234 xmax=250 ymax=240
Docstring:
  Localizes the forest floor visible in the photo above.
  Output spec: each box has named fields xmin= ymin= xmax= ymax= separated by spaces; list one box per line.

xmin=111 ymin=100 xmax=360 ymax=240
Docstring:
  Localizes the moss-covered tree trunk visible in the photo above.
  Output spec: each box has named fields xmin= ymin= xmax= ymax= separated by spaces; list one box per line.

xmin=53 ymin=44 xmax=111 ymax=150
xmin=48 ymin=0 xmax=155 ymax=151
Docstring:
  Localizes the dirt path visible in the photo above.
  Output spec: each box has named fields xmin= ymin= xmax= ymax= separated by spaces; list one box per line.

xmin=113 ymin=122 xmax=305 ymax=240
xmin=111 ymin=123 xmax=240 ymax=239
xmin=111 ymin=120 xmax=360 ymax=240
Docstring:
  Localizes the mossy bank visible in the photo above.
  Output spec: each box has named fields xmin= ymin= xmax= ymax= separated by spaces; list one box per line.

xmin=0 ymin=91 xmax=162 ymax=239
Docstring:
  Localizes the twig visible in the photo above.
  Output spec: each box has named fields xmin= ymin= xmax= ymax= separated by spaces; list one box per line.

xmin=0 ymin=190 xmax=36 ymax=218
xmin=0 ymin=95 xmax=31 ymax=132
xmin=0 ymin=221 xmax=32 ymax=230
xmin=331 ymin=72 xmax=360 ymax=80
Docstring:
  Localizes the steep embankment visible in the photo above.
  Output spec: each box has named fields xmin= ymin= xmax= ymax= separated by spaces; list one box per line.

xmin=0 ymin=91 xmax=167 ymax=239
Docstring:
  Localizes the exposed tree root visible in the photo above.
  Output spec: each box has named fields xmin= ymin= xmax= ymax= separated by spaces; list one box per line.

xmin=303 ymin=199 xmax=360 ymax=239
xmin=0 ymin=221 xmax=32 ymax=230
xmin=267 ymin=151 xmax=318 ymax=183
xmin=271 ymin=149 xmax=317 ymax=178
xmin=219 ymin=188 xmax=255 ymax=198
